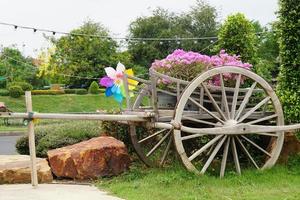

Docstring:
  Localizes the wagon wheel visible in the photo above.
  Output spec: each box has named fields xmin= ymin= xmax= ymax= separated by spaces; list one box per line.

xmin=173 ymin=66 xmax=284 ymax=177
xmin=130 ymin=85 xmax=173 ymax=167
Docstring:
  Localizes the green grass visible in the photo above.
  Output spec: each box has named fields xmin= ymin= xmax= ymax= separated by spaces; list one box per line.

xmin=0 ymin=94 xmax=120 ymax=113
xmin=0 ymin=126 xmax=26 ymax=132
xmin=97 ymin=162 xmax=300 ymax=200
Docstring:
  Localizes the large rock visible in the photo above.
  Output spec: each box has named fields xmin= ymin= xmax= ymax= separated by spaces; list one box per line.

xmin=47 ymin=136 xmax=131 ymax=179
xmin=0 ymin=155 xmax=53 ymax=184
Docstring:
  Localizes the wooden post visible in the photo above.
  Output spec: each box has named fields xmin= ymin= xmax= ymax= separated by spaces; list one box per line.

xmin=25 ymin=91 xmax=38 ymax=187
xmin=122 ymin=73 xmax=131 ymax=110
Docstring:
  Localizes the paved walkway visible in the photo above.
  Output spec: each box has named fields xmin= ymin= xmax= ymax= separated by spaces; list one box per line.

xmin=0 ymin=184 xmax=123 ymax=200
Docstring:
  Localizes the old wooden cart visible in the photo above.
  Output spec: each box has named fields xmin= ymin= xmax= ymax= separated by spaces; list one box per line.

xmin=2 ymin=66 xmax=300 ymax=181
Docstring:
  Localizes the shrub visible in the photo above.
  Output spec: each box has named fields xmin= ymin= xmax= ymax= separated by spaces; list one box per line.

xmin=64 ymin=89 xmax=76 ymax=94
xmin=98 ymin=88 xmax=106 ymax=93
xmin=31 ymin=90 xmax=65 ymax=95
xmin=215 ymin=13 xmax=257 ymax=64
xmin=0 ymin=89 xmax=9 ymax=96
xmin=88 ymin=81 xmax=99 ymax=94
xmin=50 ymin=84 xmax=63 ymax=90
xmin=16 ymin=121 xmax=102 ymax=157
xmin=101 ymin=121 xmax=133 ymax=152
xmin=277 ymin=0 xmax=300 ymax=123
xmin=9 ymin=86 xmax=23 ymax=98
xmin=75 ymin=88 xmax=88 ymax=95
xmin=7 ymin=81 xmax=33 ymax=91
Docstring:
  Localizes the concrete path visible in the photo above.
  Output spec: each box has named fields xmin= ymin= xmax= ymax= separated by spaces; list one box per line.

xmin=0 ymin=184 xmax=123 ymax=200
xmin=0 ymin=136 xmax=21 ymax=155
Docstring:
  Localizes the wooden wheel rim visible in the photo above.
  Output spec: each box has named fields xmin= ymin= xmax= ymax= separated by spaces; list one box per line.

xmin=130 ymin=85 xmax=173 ymax=167
xmin=173 ymin=66 xmax=284 ymax=175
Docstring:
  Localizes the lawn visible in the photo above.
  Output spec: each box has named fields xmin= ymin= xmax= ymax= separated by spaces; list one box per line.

xmin=0 ymin=94 xmax=119 ymax=132
xmin=0 ymin=94 xmax=119 ymax=113
xmin=97 ymin=161 xmax=300 ymax=200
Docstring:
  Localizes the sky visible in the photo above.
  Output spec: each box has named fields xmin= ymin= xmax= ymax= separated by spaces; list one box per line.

xmin=0 ymin=0 xmax=278 ymax=57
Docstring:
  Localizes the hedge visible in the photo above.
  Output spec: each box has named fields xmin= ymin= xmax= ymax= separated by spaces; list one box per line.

xmin=7 ymin=81 xmax=33 ymax=91
xmin=75 ymin=89 xmax=88 ymax=95
xmin=277 ymin=0 xmax=300 ymax=123
xmin=88 ymin=81 xmax=99 ymax=94
xmin=16 ymin=121 xmax=102 ymax=157
xmin=0 ymin=89 xmax=9 ymax=96
xmin=9 ymin=86 xmax=23 ymax=98
xmin=31 ymin=90 xmax=65 ymax=95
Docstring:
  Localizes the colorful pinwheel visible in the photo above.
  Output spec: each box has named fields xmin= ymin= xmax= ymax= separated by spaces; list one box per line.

xmin=99 ymin=62 xmax=138 ymax=103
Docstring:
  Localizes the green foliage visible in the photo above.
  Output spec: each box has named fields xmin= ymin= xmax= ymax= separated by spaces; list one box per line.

xmin=42 ymin=20 xmax=118 ymax=86
xmin=31 ymin=90 xmax=65 ymax=95
xmin=277 ymin=0 xmax=300 ymax=123
xmin=8 ymin=85 xmax=23 ymax=98
xmin=16 ymin=121 xmax=102 ymax=157
xmin=97 ymin=162 xmax=300 ymax=200
xmin=0 ymin=47 xmax=41 ymax=85
xmin=101 ymin=121 xmax=133 ymax=152
xmin=216 ymin=13 xmax=257 ymax=64
xmin=0 ymin=89 xmax=9 ymax=96
xmin=75 ymin=88 xmax=88 ymax=95
xmin=7 ymin=81 xmax=33 ymax=91
xmin=88 ymin=81 xmax=99 ymax=94
xmin=128 ymin=1 xmax=218 ymax=67
xmin=64 ymin=89 xmax=76 ymax=94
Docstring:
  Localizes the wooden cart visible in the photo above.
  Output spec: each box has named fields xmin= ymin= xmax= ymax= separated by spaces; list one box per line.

xmin=2 ymin=66 xmax=299 ymax=178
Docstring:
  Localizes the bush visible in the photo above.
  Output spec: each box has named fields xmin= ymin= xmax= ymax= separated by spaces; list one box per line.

xmin=98 ymin=88 xmax=106 ymax=93
xmin=64 ymin=89 xmax=76 ymax=94
xmin=16 ymin=121 xmax=102 ymax=157
xmin=277 ymin=0 xmax=300 ymax=123
xmin=101 ymin=121 xmax=133 ymax=152
xmin=7 ymin=81 xmax=33 ymax=91
xmin=31 ymin=90 xmax=65 ymax=95
xmin=88 ymin=81 xmax=99 ymax=94
xmin=0 ymin=89 xmax=9 ymax=96
xmin=9 ymin=86 xmax=23 ymax=98
xmin=75 ymin=89 xmax=88 ymax=95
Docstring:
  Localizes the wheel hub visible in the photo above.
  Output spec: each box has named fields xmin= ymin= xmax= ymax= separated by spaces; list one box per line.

xmin=223 ymin=119 xmax=238 ymax=127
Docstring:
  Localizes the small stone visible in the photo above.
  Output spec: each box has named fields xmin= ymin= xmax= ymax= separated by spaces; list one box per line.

xmin=0 ymin=155 xmax=53 ymax=184
xmin=47 ymin=136 xmax=130 ymax=179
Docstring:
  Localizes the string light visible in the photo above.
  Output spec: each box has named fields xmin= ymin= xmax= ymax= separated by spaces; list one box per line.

xmin=0 ymin=21 xmax=218 ymax=42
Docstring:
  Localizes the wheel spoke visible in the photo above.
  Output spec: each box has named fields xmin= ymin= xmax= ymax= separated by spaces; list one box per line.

xmin=220 ymin=137 xmax=230 ymax=178
xmin=201 ymin=135 xmax=227 ymax=174
xmin=235 ymin=136 xmax=259 ymax=169
xmin=188 ymin=97 xmax=225 ymax=124
xmin=220 ymin=74 xmax=230 ymax=119
xmin=231 ymin=74 xmax=241 ymax=119
xmin=188 ymin=135 xmax=223 ymax=161
xmin=146 ymin=130 xmax=171 ymax=157
xmin=231 ymin=137 xmax=241 ymax=175
xmin=247 ymin=114 xmax=278 ymax=125
xmin=160 ymin=135 xmax=173 ymax=166
xmin=182 ymin=116 xmax=221 ymax=127
xmin=240 ymin=135 xmax=272 ymax=157
xmin=256 ymin=132 xmax=278 ymax=137
xmin=202 ymin=83 xmax=227 ymax=120
xmin=237 ymin=96 xmax=271 ymax=123
xmin=234 ymin=82 xmax=257 ymax=120
xmin=138 ymin=129 xmax=166 ymax=143
xmin=181 ymin=133 xmax=208 ymax=141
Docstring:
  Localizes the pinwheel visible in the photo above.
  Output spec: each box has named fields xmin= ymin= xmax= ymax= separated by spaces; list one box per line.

xmin=100 ymin=62 xmax=138 ymax=103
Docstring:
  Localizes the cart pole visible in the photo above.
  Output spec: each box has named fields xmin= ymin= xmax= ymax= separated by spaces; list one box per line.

xmin=25 ymin=91 xmax=38 ymax=187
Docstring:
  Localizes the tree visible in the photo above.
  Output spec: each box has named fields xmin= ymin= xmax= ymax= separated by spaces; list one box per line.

xmin=0 ymin=47 xmax=37 ymax=87
xmin=128 ymin=1 xmax=218 ymax=68
xmin=255 ymin=22 xmax=280 ymax=82
xmin=215 ymin=13 xmax=257 ymax=64
xmin=45 ymin=21 xmax=118 ymax=86
xmin=277 ymin=0 xmax=300 ymax=123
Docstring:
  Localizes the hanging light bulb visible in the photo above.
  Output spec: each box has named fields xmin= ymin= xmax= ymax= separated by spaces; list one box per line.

xmin=159 ymin=41 xmax=163 ymax=45
xmin=52 ymin=31 xmax=56 ymax=36
xmin=176 ymin=41 xmax=181 ymax=45
xmin=14 ymin=25 xmax=18 ymax=30
xmin=210 ymin=40 xmax=214 ymax=43
xmin=194 ymin=40 xmax=198 ymax=44
xmin=33 ymin=29 xmax=37 ymax=33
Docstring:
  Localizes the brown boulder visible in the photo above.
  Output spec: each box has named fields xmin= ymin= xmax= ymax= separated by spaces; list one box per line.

xmin=47 ymin=136 xmax=131 ymax=179
xmin=0 ymin=155 xmax=53 ymax=184
xmin=277 ymin=132 xmax=300 ymax=164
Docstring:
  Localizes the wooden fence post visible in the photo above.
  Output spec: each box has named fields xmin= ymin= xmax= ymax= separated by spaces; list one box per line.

xmin=25 ymin=91 xmax=38 ymax=187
